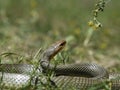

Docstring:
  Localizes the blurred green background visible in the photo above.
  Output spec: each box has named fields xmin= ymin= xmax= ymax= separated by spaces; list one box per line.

xmin=0 ymin=0 xmax=120 ymax=70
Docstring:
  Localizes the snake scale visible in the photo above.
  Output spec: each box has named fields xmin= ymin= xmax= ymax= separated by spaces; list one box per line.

xmin=0 ymin=40 xmax=120 ymax=90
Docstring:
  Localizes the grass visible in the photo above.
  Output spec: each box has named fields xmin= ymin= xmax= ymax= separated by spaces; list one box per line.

xmin=0 ymin=0 xmax=120 ymax=90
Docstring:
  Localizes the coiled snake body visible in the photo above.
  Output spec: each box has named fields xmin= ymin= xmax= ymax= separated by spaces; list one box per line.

xmin=0 ymin=40 xmax=120 ymax=89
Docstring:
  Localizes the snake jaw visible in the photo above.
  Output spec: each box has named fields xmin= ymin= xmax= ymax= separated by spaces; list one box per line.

xmin=51 ymin=40 xmax=66 ymax=58
xmin=44 ymin=40 xmax=66 ymax=60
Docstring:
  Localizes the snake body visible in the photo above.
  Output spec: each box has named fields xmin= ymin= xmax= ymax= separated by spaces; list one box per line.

xmin=0 ymin=40 xmax=120 ymax=89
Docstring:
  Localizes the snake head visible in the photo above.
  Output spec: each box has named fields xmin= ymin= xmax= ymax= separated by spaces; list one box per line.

xmin=43 ymin=40 xmax=66 ymax=60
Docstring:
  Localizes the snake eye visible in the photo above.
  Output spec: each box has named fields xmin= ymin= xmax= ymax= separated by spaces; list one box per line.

xmin=59 ymin=40 xmax=66 ymax=46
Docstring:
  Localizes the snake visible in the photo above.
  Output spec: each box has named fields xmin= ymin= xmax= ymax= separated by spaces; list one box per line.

xmin=0 ymin=40 xmax=120 ymax=90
